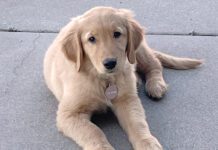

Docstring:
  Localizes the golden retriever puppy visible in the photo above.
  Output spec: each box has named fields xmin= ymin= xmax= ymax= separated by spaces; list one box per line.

xmin=43 ymin=7 xmax=202 ymax=150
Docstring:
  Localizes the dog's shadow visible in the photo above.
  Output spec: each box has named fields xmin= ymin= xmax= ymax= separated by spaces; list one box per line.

xmin=91 ymin=108 xmax=117 ymax=126
xmin=91 ymin=109 xmax=132 ymax=149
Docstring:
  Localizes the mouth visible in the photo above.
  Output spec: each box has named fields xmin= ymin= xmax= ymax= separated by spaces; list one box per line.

xmin=105 ymin=68 xmax=117 ymax=74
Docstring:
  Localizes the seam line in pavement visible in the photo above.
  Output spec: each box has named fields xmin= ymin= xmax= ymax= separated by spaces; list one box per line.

xmin=0 ymin=29 xmax=217 ymax=37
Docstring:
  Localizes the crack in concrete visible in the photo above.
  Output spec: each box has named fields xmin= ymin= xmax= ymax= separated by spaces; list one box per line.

xmin=0 ymin=28 xmax=58 ymax=33
xmin=147 ymin=31 xmax=218 ymax=37
xmin=13 ymin=33 xmax=41 ymax=75
xmin=2 ymin=33 xmax=41 ymax=98
xmin=0 ymin=28 xmax=217 ymax=37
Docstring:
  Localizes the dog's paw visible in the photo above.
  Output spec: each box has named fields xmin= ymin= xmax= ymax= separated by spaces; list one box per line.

xmin=135 ymin=136 xmax=163 ymax=150
xmin=145 ymin=79 xmax=168 ymax=99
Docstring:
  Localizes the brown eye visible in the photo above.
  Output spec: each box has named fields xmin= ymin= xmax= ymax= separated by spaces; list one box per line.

xmin=114 ymin=32 xmax=121 ymax=38
xmin=88 ymin=36 xmax=96 ymax=43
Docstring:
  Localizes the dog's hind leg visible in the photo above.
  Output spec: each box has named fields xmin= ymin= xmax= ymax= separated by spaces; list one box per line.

xmin=136 ymin=41 xmax=168 ymax=99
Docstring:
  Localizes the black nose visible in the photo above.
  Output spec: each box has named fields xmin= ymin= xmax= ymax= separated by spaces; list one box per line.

xmin=103 ymin=58 xmax=117 ymax=70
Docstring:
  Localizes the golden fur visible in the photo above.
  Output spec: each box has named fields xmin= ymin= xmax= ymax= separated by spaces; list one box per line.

xmin=43 ymin=7 xmax=202 ymax=150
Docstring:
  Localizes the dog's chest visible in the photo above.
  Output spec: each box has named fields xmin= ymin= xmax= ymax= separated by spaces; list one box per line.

xmin=79 ymin=70 xmax=137 ymax=106
xmin=83 ymin=79 xmax=120 ymax=106
xmin=95 ymin=78 xmax=134 ymax=105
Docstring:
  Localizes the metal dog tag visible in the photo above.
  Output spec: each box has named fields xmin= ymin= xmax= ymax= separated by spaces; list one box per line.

xmin=105 ymin=83 xmax=118 ymax=100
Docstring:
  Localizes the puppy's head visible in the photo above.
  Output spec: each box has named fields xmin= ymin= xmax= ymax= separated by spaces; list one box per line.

xmin=60 ymin=7 xmax=144 ymax=74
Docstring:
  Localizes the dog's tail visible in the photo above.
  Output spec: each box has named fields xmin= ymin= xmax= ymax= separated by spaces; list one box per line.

xmin=154 ymin=51 xmax=203 ymax=70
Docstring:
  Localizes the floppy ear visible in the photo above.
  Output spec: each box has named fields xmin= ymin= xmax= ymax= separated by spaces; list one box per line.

xmin=119 ymin=9 xmax=144 ymax=64
xmin=60 ymin=19 xmax=83 ymax=71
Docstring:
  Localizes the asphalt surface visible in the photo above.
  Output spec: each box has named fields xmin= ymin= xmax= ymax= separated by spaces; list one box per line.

xmin=0 ymin=1 xmax=218 ymax=150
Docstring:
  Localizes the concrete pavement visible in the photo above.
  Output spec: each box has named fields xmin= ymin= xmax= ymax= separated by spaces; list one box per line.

xmin=0 ymin=1 xmax=218 ymax=150
xmin=1 ymin=0 xmax=218 ymax=35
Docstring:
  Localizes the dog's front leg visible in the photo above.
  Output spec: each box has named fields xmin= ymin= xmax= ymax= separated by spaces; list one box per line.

xmin=57 ymin=101 xmax=114 ymax=150
xmin=112 ymin=96 xmax=162 ymax=150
